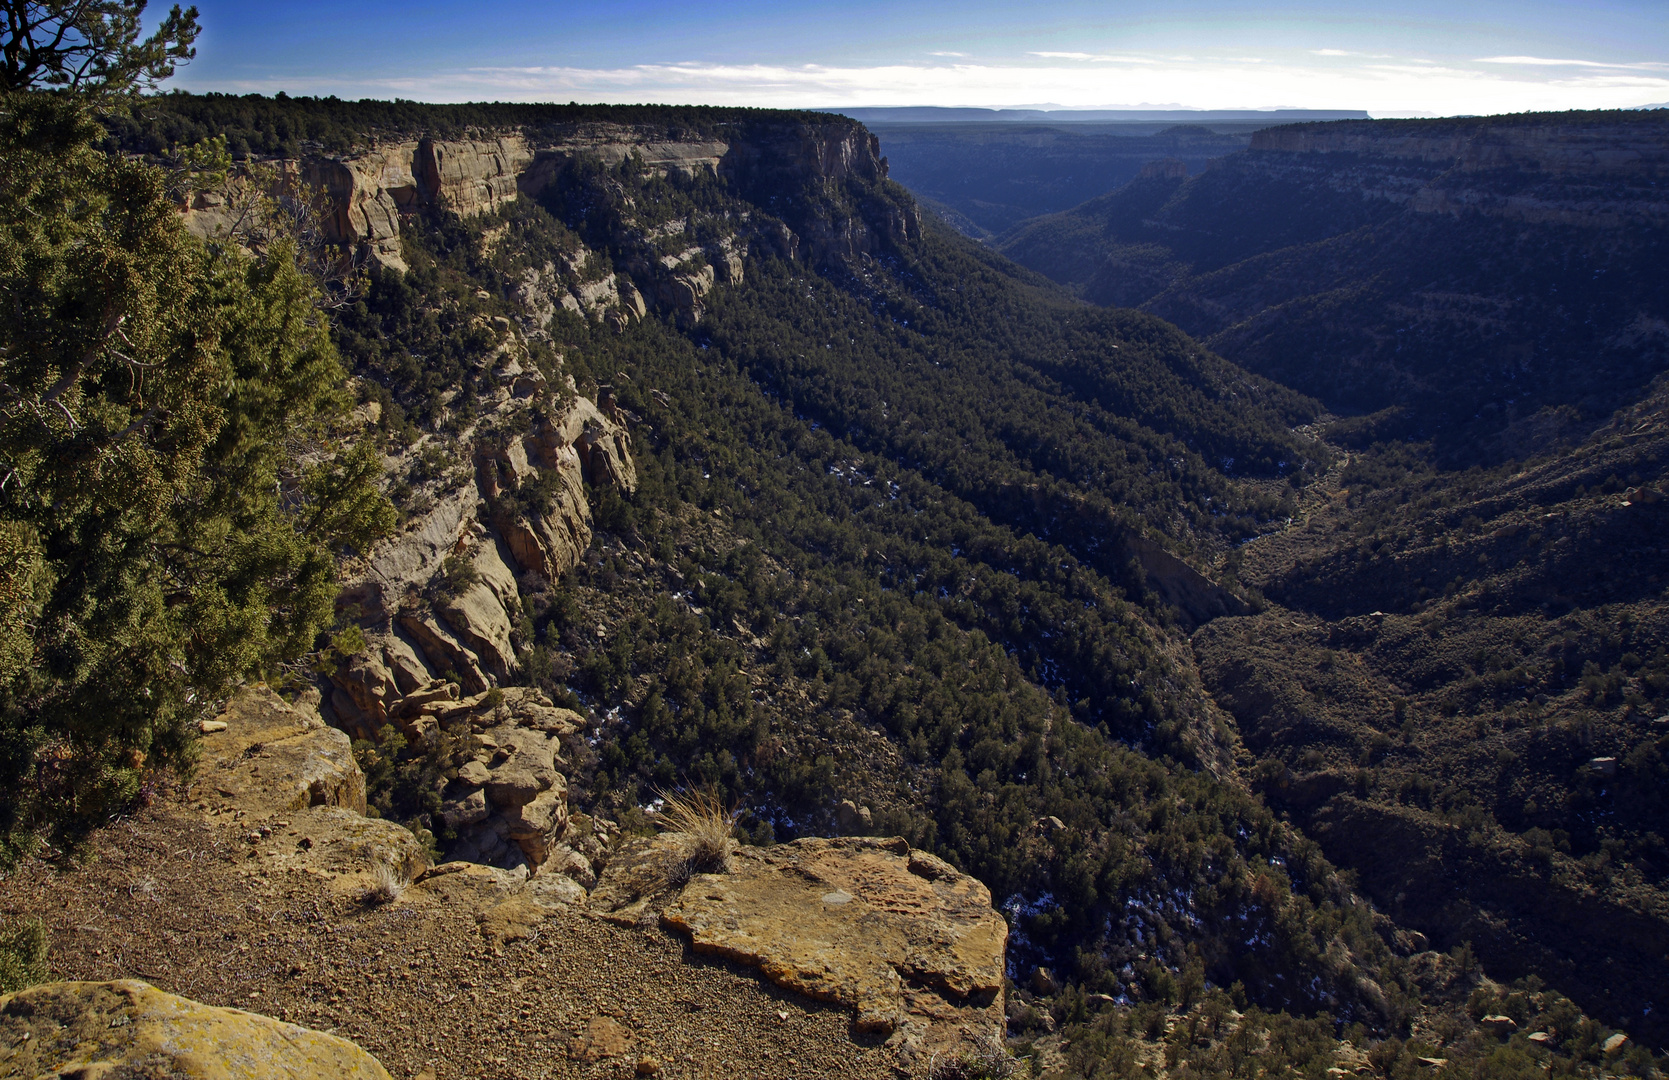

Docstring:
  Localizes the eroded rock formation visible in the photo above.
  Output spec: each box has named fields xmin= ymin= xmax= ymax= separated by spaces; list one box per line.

xmin=326 ymin=389 xmax=635 ymax=745
xmin=186 ymin=117 xmax=913 ymax=333
xmin=188 ymin=685 xmax=1012 ymax=1071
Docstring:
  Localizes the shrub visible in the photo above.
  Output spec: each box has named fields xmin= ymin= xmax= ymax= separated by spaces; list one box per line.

xmin=433 ymin=553 xmax=482 ymax=603
xmin=361 ymin=862 xmax=407 ymax=906
xmin=0 ymin=916 xmax=48 ymax=993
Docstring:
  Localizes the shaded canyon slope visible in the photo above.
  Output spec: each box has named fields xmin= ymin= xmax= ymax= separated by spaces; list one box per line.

xmin=998 ymin=110 xmax=1669 ymax=457
xmin=117 ymin=97 xmax=1418 ymax=1022
xmin=1192 ymin=365 xmax=1669 ymax=1045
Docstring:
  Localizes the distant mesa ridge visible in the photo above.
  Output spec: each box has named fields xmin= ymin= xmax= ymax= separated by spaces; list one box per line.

xmin=820 ymin=107 xmax=1373 ymax=125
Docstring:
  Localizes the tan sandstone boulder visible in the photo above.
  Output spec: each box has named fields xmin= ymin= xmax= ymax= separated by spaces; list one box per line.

xmin=198 ymin=687 xmax=365 ymax=816
xmin=0 ymin=979 xmax=391 ymax=1079
xmin=197 ymin=687 xmax=430 ymax=893
xmin=592 ymin=834 xmax=1008 ymax=1062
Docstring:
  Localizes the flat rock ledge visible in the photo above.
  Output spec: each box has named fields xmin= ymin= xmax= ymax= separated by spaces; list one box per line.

xmin=0 ymin=979 xmax=390 ymax=1079
xmin=591 ymin=833 xmax=1008 ymax=1065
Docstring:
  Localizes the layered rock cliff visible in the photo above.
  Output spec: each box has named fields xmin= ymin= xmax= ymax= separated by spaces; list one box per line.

xmin=326 ymin=387 xmax=635 ymax=787
xmin=188 ymin=118 xmax=917 ymax=328
xmin=175 ymin=109 xmax=925 ymax=880
xmin=1251 ymin=114 xmax=1669 ymax=177
xmin=1245 ymin=113 xmax=1669 ymax=228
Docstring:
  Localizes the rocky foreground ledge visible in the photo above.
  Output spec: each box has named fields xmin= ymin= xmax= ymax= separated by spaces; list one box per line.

xmin=0 ymin=686 xmax=1009 ymax=1078
xmin=0 ymin=979 xmax=392 ymax=1079
xmin=594 ymin=833 xmax=1007 ymax=1064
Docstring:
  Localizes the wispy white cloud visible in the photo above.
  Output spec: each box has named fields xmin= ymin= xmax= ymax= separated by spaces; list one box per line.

xmin=929 ymin=51 xmax=967 ymax=58
xmin=1477 ymin=55 xmax=1668 ymax=70
xmin=1311 ymin=49 xmax=1399 ymax=60
xmin=1027 ymin=51 xmax=1156 ymax=63
xmin=1365 ymin=63 xmax=1481 ymax=78
xmin=183 ymin=57 xmax=1669 ymax=116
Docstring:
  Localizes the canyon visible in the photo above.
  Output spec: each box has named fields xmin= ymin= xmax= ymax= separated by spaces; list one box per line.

xmin=4 ymin=95 xmax=1666 ymax=1080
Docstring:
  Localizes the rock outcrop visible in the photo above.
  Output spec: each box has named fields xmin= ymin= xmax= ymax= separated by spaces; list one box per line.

xmin=189 ymin=115 xmax=913 ymax=330
xmin=198 ymin=687 xmax=432 ymax=890
xmin=298 ymin=136 xmax=533 ymax=272
xmin=197 ymin=685 xmax=366 ymax=816
xmin=326 ymin=389 xmax=634 ymax=741
xmin=1127 ymin=533 xmax=1249 ymax=627
xmin=591 ymin=834 xmax=1008 ymax=1066
xmin=198 ymin=681 xmax=597 ymax=910
xmin=0 ymin=979 xmax=391 ymax=1079
xmin=431 ymin=687 xmax=587 ymax=872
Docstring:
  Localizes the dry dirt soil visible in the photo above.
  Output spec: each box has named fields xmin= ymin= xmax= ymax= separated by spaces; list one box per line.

xmin=0 ymin=790 xmax=903 ymax=1080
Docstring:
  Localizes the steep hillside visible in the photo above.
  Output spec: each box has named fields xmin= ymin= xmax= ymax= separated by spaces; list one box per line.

xmin=998 ymin=111 xmax=1669 ymax=456
xmin=109 ymin=95 xmax=1414 ymax=1015
xmin=1193 ymin=387 xmax=1669 ymax=1045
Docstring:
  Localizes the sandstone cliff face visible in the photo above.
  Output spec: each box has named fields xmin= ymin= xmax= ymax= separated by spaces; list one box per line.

xmin=1247 ymin=114 xmax=1669 ymax=227
xmin=721 ymin=120 xmax=922 ymax=263
xmin=274 ymin=115 xmax=912 ymax=312
xmin=515 ymin=126 xmax=729 ymax=188
xmin=328 ymin=388 xmax=636 ymax=746
xmin=419 ymin=135 xmax=533 ymax=216
xmin=296 ymin=136 xmax=533 ymax=272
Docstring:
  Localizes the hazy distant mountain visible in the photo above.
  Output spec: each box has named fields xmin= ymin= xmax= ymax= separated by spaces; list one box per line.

xmin=830 ymin=108 xmax=1372 ymax=238
xmin=827 ymin=107 xmax=1370 ymax=125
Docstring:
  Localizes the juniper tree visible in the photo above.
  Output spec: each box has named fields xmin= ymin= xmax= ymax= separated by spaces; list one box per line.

xmin=0 ymin=71 xmax=392 ymax=862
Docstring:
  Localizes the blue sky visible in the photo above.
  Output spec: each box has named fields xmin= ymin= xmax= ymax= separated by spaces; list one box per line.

xmin=167 ymin=1 xmax=1669 ymax=116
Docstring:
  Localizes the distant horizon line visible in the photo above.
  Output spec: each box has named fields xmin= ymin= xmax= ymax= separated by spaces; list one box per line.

xmin=147 ymin=90 xmax=1669 ymax=119
xmin=818 ymin=106 xmax=1375 ymax=122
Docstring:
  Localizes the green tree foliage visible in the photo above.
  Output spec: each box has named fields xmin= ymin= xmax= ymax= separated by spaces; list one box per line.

xmin=0 ymin=91 xmax=393 ymax=863
xmin=505 ymin=309 xmax=1405 ymax=1024
xmin=1 ymin=0 xmax=199 ymax=95
xmin=102 ymin=93 xmax=842 ymax=160
xmin=290 ymin=134 xmax=1392 ymax=1023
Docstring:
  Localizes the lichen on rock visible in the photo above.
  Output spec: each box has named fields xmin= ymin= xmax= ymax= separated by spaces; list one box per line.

xmin=592 ymin=834 xmax=1008 ymax=1065
xmin=0 ymin=979 xmax=393 ymax=1079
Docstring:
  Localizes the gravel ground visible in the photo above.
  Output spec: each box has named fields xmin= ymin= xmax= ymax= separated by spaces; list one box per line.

xmin=0 ymin=793 xmax=903 ymax=1079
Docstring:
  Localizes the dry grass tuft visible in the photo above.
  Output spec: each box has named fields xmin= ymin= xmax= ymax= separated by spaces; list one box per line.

xmin=656 ymin=786 xmax=736 ymax=882
xmin=927 ymin=1037 xmax=1019 ymax=1080
xmin=361 ymin=862 xmax=406 ymax=906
